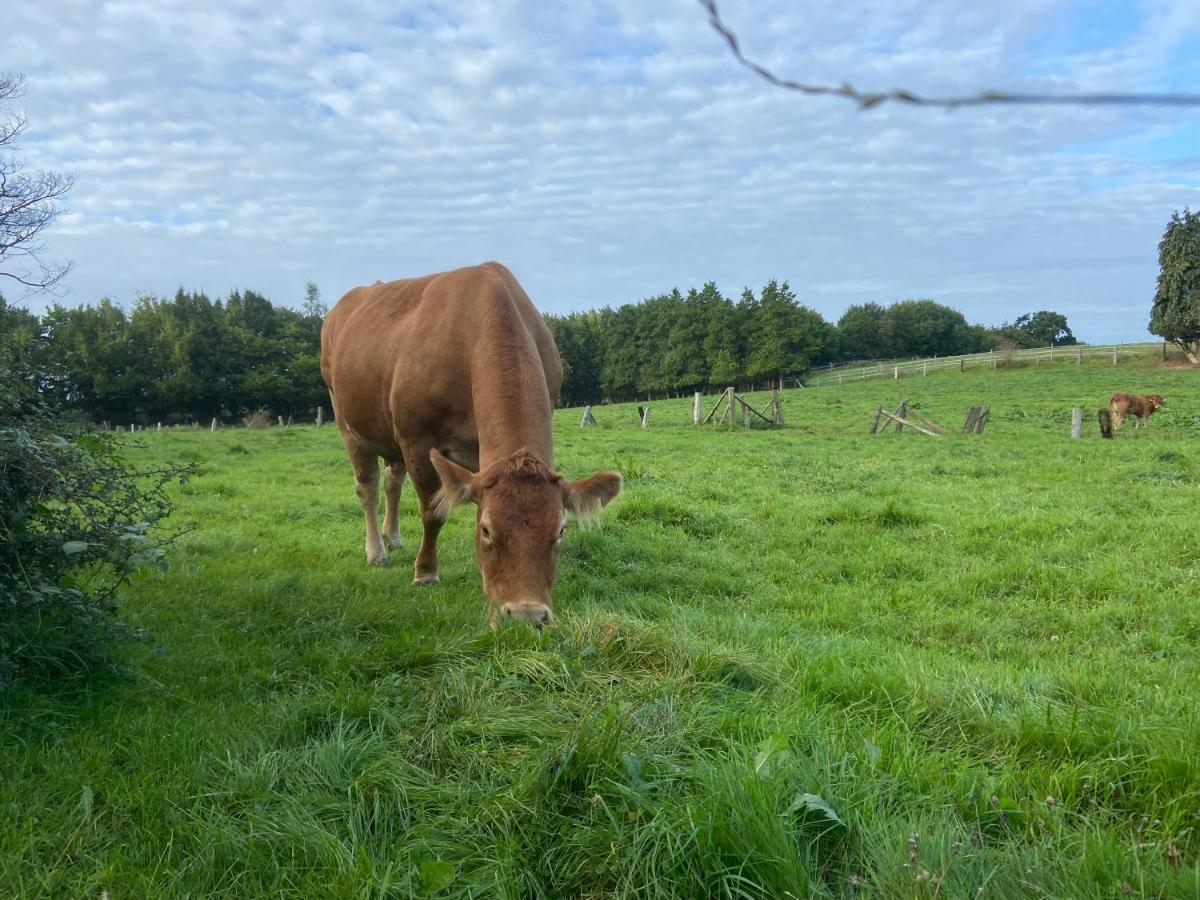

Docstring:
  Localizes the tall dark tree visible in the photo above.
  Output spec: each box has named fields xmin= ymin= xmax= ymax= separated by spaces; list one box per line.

xmin=42 ymin=299 xmax=137 ymax=420
xmin=702 ymin=284 xmax=741 ymax=387
xmin=0 ymin=74 xmax=74 ymax=292
xmin=0 ymin=293 xmax=46 ymax=407
xmin=744 ymin=280 xmax=833 ymax=383
xmin=1149 ymin=209 xmax=1200 ymax=364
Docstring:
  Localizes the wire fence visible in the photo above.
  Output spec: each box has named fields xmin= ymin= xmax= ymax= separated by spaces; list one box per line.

xmin=805 ymin=342 xmax=1168 ymax=387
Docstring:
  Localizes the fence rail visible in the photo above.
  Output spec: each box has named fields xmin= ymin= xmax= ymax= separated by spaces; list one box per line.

xmin=806 ymin=342 xmax=1167 ymax=387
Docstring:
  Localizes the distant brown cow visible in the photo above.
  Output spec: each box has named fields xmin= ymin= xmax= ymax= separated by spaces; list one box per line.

xmin=320 ymin=262 xmax=621 ymax=627
xmin=1109 ymin=393 xmax=1165 ymax=429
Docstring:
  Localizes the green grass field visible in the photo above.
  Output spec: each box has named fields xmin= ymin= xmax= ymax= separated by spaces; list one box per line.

xmin=3 ymin=354 xmax=1199 ymax=898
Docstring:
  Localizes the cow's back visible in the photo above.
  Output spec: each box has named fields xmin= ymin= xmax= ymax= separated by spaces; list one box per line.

xmin=321 ymin=263 xmax=561 ymax=460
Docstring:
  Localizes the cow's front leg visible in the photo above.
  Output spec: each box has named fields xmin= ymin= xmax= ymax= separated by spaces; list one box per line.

xmin=351 ymin=455 xmax=389 ymax=567
xmin=383 ymin=460 xmax=405 ymax=549
xmin=405 ymin=448 xmax=444 ymax=585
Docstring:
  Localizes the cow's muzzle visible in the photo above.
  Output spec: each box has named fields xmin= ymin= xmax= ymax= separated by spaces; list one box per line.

xmin=500 ymin=601 xmax=553 ymax=628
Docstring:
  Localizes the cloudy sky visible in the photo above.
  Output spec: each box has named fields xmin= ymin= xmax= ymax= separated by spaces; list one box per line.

xmin=4 ymin=0 xmax=1199 ymax=341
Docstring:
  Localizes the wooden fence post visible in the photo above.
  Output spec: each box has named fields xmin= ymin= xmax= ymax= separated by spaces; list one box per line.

xmin=923 ymin=362 xmax=927 ymax=376
xmin=724 ymin=387 xmax=735 ymax=425
xmin=640 ymin=407 xmax=650 ymax=429
xmin=960 ymin=358 xmax=965 ymax=372
xmin=893 ymin=366 xmax=899 ymax=379
xmin=1163 ymin=341 xmax=1168 ymax=361
xmin=157 ymin=422 xmax=162 ymax=432
xmin=895 ymin=400 xmax=908 ymax=433
xmin=991 ymin=351 xmax=997 ymax=370
xmin=1113 ymin=345 xmax=1119 ymax=365
xmin=1071 ymin=408 xmax=1082 ymax=438
xmin=693 ymin=392 xmax=701 ymax=425
xmin=1098 ymin=408 xmax=1113 ymax=438
xmin=1077 ymin=347 xmax=1083 ymax=365
xmin=580 ymin=405 xmax=597 ymax=427
xmin=277 ymin=415 xmax=285 ymax=427
xmin=287 ymin=415 xmax=293 ymax=427
xmin=870 ymin=406 xmax=883 ymax=434
xmin=210 ymin=417 xmax=218 ymax=432
xmin=771 ymin=389 xmax=783 ymax=426
xmin=316 ymin=406 xmax=324 ymax=428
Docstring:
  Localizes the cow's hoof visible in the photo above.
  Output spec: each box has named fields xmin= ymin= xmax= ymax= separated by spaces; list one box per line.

xmin=367 ymin=553 xmax=391 ymax=567
xmin=384 ymin=533 xmax=403 ymax=550
xmin=413 ymin=572 xmax=440 ymax=586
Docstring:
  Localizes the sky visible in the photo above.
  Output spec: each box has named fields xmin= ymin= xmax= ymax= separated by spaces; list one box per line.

xmin=3 ymin=0 xmax=1199 ymax=343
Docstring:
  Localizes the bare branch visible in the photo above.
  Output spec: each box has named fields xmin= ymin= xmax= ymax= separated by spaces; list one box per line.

xmin=699 ymin=0 xmax=1200 ymax=110
xmin=0 ymin=72 xmax=73 ymax=293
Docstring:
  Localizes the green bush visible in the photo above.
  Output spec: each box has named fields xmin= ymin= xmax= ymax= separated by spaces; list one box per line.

xmin=1 ymin=368 xmax=190 ymax=688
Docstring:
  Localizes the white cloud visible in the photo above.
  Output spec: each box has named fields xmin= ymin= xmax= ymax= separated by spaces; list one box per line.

xmin=1 ymin=0 xmax=1197 ymax=342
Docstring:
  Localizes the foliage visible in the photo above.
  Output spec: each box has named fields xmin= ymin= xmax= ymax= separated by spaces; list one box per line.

xmin=1149 ymin=208 xmax=1200 ymax=363
xmin=0 ymin=72 xmax=74 ymax=291
xmin=0 ymin=359 xmax=190 ymax=687
xmin=28 ymin=285 xmax=327 ymax=423
xmin=996 ymin=310 xmax=1078 ymax=348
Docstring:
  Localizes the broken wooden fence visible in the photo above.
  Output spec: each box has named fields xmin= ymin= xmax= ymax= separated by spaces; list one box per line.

xmin=697 ymin=387 xmax=783 ymax=427
xmin=869 ymin=400 xmax=949 ymax=437
xmin=963 ymin=405 xmax=990 ymax=434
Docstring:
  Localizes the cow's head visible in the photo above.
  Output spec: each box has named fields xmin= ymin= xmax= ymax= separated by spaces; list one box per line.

xmin=1152 ymin=395 xmax=1166 ymax=409
xmin=430 ymin=448 xmax=621 ymax=627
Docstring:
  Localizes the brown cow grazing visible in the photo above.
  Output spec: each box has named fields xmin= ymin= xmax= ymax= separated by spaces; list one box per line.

xmin=320 ymin=262 xmax=621 ymax=627
xmin=1109 ymin=393 xmax=1166 ymax=429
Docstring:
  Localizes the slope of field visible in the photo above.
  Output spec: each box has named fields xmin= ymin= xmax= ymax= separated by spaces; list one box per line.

xmin=3 ymin=356 xmax=1199 ymax=897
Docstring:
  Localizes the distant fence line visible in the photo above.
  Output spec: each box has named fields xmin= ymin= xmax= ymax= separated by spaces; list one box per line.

xmin=805 ymin=342 xmax=1168 ymax=388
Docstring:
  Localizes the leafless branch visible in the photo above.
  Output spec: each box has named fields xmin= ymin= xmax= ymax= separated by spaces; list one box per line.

xmin=0 ymin=71 xmax=73 ymax=293
xmin=700 ymin=0 xmax=1200 ymax=110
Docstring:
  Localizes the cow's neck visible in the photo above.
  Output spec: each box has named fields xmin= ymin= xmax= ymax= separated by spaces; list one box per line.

xmin=472 ymin=316 xmax=555 ymax=468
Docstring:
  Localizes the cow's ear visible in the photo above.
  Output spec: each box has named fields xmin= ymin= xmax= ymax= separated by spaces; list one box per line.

xmin=431 ymin=449 xmax=477 ymax=519
xmin=565 ymin=471 xmax=622 ymax=524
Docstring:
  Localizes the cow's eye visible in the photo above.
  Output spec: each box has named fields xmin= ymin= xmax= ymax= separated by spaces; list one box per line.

xmin=480 ymin=524 xmax=492 ymax=545
xmin=556 ymin=524 xmax=566 ymax=543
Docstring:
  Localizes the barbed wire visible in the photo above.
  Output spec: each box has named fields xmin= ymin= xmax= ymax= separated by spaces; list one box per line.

xmin=700 ymin=0 xmax=1200 ymax=110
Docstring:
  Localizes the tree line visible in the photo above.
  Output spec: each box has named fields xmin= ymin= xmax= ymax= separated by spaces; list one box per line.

xmin=546 ymin=280 xmax=1075 ymax=406
xmin=1 ymin=285 xmax=328 ymax=424
xmin=2 ymin=280 xmax=1078 ymax=421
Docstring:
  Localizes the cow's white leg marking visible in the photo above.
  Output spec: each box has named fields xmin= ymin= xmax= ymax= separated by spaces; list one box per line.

xmin=355 ymin=477 xmax=389 ymax=566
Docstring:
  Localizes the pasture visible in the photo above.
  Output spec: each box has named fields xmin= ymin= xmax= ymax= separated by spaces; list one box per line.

xmin=3 ymin=356 xmax=1199 ymax=898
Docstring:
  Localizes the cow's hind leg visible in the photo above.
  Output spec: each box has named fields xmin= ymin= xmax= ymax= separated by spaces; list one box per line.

xmin=383 ymin=460 xmax=405 ymax=549
xmin=404 ymin=447 xmax=445 ymax=586
xmin=347 ymin=442 xmax=389 ymax=567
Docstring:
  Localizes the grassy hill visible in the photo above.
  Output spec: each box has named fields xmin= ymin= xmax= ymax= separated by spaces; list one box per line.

xmin=3 ymin=354 xmax=1198 ymax=897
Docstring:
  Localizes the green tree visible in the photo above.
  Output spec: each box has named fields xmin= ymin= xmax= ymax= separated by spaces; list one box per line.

xmin=701 ymin=285 xmax=741 ymax=388
xmin=744 ymin=280 xmax=834 ymax=383
xmin=885 ymin=299 xmax=973 ymax=358
xmin=1149 ymin=209 xmax=1200 ymax=364
xmin=836 ymin=302 xmax=891 ymax=360
xmin=42 ymin=299 xmax=138 ymax=421
xmin=998 ymin=311 xmax=1077 ymax=348
xmin=0 ymin=294 xmax=47 ymax=406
